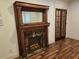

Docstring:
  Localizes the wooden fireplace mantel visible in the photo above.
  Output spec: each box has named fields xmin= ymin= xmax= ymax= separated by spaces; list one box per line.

xmin=19 ymin=23 xmax=50 ymax=29
xmin=13 ymin=1 xmax=49 ymax=58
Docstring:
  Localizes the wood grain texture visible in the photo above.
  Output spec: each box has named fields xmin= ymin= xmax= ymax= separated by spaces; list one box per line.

xmin=15 ymin=38 xmax=79 ymax=59
xmin=14 ymin=1 xmax=49 ymax=56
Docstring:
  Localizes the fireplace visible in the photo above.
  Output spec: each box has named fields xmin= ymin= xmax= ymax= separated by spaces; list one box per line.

xmin=13 ymin=1 xmax=49 ymax=58
xmin=24 ymin=29 xmax=45 ymax=56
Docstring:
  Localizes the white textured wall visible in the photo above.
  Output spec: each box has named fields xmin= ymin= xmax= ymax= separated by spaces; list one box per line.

xmin=0 ymin=0 xmax=68 ymax=59
xmin=66 ymin=0 xmax=79 ymax=40
xmin=54 ymin=0 xmax=68 ymax=9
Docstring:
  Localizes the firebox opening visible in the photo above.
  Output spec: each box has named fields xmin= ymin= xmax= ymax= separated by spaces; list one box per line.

xmin=24 ymin=29 xmax=45 ymax=56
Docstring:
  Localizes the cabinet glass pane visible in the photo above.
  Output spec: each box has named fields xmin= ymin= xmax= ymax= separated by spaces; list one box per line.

xmin=61 ymin=17 xmax=66 ymax=36
xmin=22 ymin=11 xmax=43 ymax=24
xmin=62 ymin=11 xmax=66 ymax=17
xmin=56 ymin=10 xmax=61 ymax=17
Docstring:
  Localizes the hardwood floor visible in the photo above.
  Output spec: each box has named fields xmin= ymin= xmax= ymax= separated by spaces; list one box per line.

xmin=15 ymin=38 xmax=79 ymax=59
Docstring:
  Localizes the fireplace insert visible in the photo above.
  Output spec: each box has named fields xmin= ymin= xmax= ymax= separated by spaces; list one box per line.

xmin=24 ymin=29 xmax=45 ymax=56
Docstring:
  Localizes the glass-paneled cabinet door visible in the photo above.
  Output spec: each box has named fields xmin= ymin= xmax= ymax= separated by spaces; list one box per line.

xmin=55 ymin=9 xmax=67 ymax=41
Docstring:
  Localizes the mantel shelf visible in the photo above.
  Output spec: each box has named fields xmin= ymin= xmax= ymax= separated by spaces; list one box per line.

xmin=19 ymin=23 xmax=50 ymax=29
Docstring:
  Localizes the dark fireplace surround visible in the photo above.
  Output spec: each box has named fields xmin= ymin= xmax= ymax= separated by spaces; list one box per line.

xmin=25 ymin=29 xmax=45 ymax=54
xmin=13 ymin=1 xmax=49 ymax=58
xmin=24 ymin=27 xmax=49 ymax=57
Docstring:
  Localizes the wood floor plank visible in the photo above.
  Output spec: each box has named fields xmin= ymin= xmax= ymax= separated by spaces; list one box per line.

xmin=15 ymin=38 xmax=79 ymax=59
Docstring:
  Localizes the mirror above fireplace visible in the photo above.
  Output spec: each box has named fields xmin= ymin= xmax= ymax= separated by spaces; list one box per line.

xmin=22 ymin=11 xmax=43 ymax=24
xmin=14 ymin=1 xmax=49 ymax=25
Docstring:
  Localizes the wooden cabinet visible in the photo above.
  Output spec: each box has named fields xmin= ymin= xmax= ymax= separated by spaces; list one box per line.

xmin=55 ymin=9 xmax=67 ymax=41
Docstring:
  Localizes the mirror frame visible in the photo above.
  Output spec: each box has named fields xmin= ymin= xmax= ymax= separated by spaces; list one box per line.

xmin=14 ymin=1 xmax=49 ymax=26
